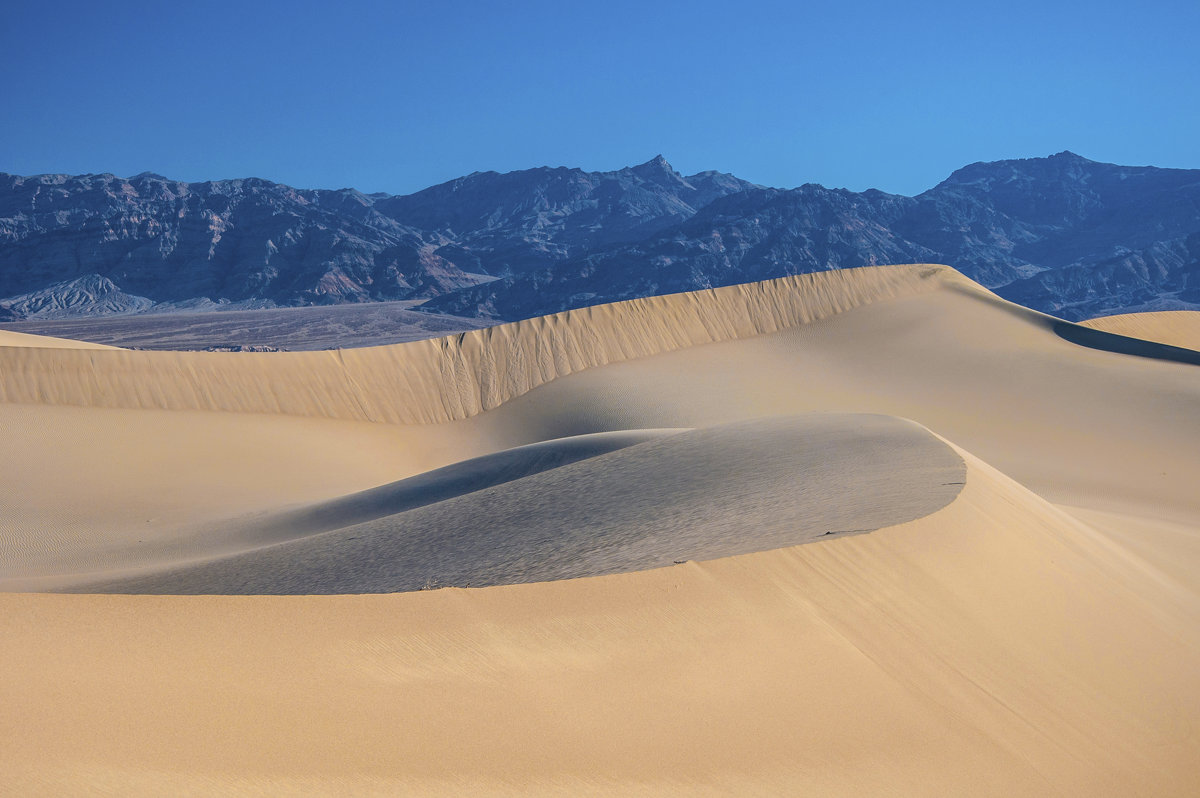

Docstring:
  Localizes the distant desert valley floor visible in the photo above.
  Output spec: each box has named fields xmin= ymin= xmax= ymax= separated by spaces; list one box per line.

xmin=2 ymin=264 xmax=1199 ymax=795
xmin=0 ymin=299 xmax=491 ymax=351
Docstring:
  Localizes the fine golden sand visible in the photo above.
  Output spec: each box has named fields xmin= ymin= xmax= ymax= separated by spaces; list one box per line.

xmin=1081 ymin=309 xmax=1200 ymax=352
xmin=1 ymin=264 xmax=1197 ymax=795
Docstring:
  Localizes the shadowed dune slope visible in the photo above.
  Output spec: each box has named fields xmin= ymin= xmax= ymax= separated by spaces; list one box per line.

xmin=2 ymin=263 xmax=1198 ymax=589
xmin=2 ymin=263 xmax=1200 ymax=794
xmin=0 ymin=265 xmax=962 ymax=423
xmin=447 ymin=277 xmax=1200 ymax=521
xmin=0 ymin=428 xmax=680 ymax=591
xmin=3 ymin=450 xmax=1199 ymax=796
xmin=81 ymin=415 xmax=964 ymax=594
xmin=1080 ymin=309 xmax=1200 ymax=351
xmin=1052 ymin=320 xmax=1200 ymax=365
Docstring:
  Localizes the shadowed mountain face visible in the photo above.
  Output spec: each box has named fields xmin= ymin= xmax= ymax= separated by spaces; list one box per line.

xmin=373 ymin=155 xmax=760 ymax=272
xmin=0 ymin=159 xmax=756 ymax=319
xmin=427 ymin=153 xmax=1200 ymax=321
xmin=428 ymin=186 xmax=938 ymax=320
xmin=2 ymin=152 xmax=1198 ymax=322
xmin=0 ymin=172 xmax=477 ymax=312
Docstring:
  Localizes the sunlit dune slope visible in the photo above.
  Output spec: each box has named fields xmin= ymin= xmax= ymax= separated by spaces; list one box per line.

xmin=1080 ymin=309 xmax=1200 ymax=352
xmin=0 ymin=265 xmax=960 ymax=423
xmin=0 ymin=329 xmax=120 ymax=349
xmin=2 ymin=263 xmax=1199 ymax=795
xmin=2 ymin=263 xmax=1197 ymax=528
xmin=3 ymin=449 xmax=1198 ymax=796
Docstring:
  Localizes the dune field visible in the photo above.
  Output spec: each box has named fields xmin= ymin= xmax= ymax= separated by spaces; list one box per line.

xmin=2 ymin=263 xmax=1198 ymax=795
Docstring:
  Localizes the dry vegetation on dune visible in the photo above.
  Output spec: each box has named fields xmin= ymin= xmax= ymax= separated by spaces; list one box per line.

xmin=1 ymin=263 xmax=1198 ymax=795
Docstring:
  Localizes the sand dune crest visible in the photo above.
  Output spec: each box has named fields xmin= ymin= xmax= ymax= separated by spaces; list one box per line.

xmin=3 ymin=445 xmax=1198 ymax=795
xmin=0 ymin=264 xmax=962 ymax=423
xmin=1080 ymin=309 xmax=1200 ymax=352
xmin=0 ymin=329 xmax=120 ymax=349
xmin=2 ymin=263 xmax=1198 ymax=794
xmin=80 ymin=414 xmax=965 ymax=595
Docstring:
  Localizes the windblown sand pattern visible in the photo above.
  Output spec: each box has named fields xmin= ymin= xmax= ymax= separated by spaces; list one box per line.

xmin=1081 ymin=309 xmax=1200 ymax=352
xmin=2 ymin=264 xmax=1198 ymax=796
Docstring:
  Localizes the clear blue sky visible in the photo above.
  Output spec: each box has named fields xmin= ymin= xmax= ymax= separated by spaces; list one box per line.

xmin=3 ymin=0 xmax=1197 ymax=196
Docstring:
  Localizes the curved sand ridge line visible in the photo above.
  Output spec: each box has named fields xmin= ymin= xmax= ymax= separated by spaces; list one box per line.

xmin=3 ymin=262 xmax=1198 ymax=592
xmin=1 ymin=428 xmax=680 ymax=591
xmin=1080 ymin=310 xmax=1200 ymax=352
xmin=3 ymin=440 xmax=1198 ymax=795
xmin=0 ymin=329 xmax=121 ymax=350
xmin=0 ymin=264 xmax=972 ymax=424
xmin=76 ymin=414 xmax=965 ymax=595
xmin=4 ymin=264 xmax=1195 ymax=426
xmin=2 ymin=262 xmax=1200 ymax=792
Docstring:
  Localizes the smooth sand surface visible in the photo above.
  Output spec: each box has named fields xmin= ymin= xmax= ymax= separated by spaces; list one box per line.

xmin=0 ymin=265 xmax=955 ymax=423
xmin=81 ymin=416 xmax=965 ymax=594
xmin=2 ymin=263 xmax=1198 ymax=794
xmin=0 ymin=328 xmax=121 ymax=349
xmin=3 ymin=453 xmax=1199 ymax=796
xmin=1080 ymin=309 xmax=1200 ymax=352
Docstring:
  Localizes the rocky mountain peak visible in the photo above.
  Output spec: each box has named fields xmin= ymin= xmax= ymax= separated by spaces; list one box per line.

xmin=1047 ymin=150 xmax=1093 ymax=163
xmin=2 ymin=153 xmax=1197 ymax=326
xmin=628 ymin=154 xmax=677 ymax=177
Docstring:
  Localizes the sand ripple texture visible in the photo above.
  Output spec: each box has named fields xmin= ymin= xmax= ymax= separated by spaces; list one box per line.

xmin=2 ymin=263 xmax=1200 ymax=796
xmin=82 ymin=415 xmax=965 ymax=594
xmin=0 ymin=265 xmax=960 ymax=423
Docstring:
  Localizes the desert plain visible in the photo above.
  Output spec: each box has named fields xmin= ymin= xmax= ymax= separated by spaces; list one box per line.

xmin=1 ymin=263 xmax=1198 ymax=795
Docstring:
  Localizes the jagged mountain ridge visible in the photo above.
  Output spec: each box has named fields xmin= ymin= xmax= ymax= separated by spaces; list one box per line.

xmin=2 ymin=152 xmax=1198 ymax=322
xmin=0 ymin=159 xmax=756 ymax=318
xmin=425 ymin=153 xmax=1200 ymax=321
xmin=374 ymin=155 xmax=759 ymax=268
xmin=0 ymin=171 xmax=474 ymax=312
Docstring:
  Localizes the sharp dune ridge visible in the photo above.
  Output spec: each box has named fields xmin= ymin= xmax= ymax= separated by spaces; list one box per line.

xmin=4 ymin=428 xmax=687 ymax=591
xmin=1 ymin=263 xmax=1199 ymax=795
xmin=78 ymin=415 xmax=965 ymax=595
xmin=3 ymin=447 xmax=1199 ymax=796
xmin=0 ymin=328 xmax=121 ymax=350
xmin=2 ymin=263 xmax=1193 ymax=425
xmin=1081 ymin=309 xmax=1200 ymax=352
xmin=0 ymin=264 xmax=970 ymax=423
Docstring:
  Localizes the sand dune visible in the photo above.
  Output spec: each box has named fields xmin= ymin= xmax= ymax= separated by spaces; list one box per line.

xmin=0 ymin=328 xmax=120 ymax=349
xmin=3 ymin=449 xmax=1198 ymax=796
xmin=0 ymin=264 xmax=956 ymax=423
xmin=81 ymin=415 xmax=964 ymax=594
xmin=2 ymin=263 xmax=1198 ymax=794
xmin=1080 ymin=309 xmax=1200 ymax=352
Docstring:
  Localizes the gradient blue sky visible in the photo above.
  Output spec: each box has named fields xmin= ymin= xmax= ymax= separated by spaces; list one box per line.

xmin=3 ymin=0 xmax=1197 ymax=196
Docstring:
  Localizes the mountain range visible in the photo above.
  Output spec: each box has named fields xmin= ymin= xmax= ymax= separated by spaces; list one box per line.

xmin=1 ymin=151 xmax=1198 ymax=323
